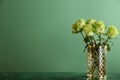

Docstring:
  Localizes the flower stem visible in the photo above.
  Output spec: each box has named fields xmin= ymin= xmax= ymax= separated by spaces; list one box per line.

xmin=80 ymin=32 xmax=85 ymax=39
xmin=105 ymin=37 xmax=110 ymax=44
xmin=99 ymin=34 xmax=102 ymax=44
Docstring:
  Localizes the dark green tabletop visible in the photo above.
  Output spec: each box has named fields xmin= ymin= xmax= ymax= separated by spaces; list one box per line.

xmin=0 ymin=72 xmax=119 ymax=80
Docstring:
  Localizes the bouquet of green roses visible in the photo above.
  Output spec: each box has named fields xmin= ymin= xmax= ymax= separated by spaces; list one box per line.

xmin=72 ymin=18 xmax=119 ymax=52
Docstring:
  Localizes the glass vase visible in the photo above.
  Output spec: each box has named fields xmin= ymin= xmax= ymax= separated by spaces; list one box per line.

xmin=87 ymin=44 xmax=107 ymax=80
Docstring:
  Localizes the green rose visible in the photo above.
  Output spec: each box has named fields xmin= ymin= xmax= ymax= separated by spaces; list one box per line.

xmin=86 ymin=18 xmax=96 ymax=25
xmin=107 ymin=26 xmax=119 ymax=38
xmin=93 ymin=21 xmax=105 ymax=33
xmin=72 ymin=23 xmax=79 ymax=32
xmin=72 ymin=19 xmax=86 ymax=33
xmin=83 ymin=24 xmax=94 ymax=36
xmin=76 ymin=19 xmax=86 ymax=29
xmin=85 ymin=31 xmax=94 ymax=36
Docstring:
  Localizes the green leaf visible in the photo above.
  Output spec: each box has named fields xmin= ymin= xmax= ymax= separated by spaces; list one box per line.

xmin=107 ymin=44 xmax=111 ymax=52
xmin=72 ymin=31 xmax=80 ymax=34
xmin=82 ymin=44 xmax=88 ymax=53
xmin=84 ymin=36 xmax=90 ymax=43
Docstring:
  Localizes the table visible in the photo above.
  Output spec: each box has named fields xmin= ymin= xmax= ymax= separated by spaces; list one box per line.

xmin=0 ymin=72 xmax=119 ymax=80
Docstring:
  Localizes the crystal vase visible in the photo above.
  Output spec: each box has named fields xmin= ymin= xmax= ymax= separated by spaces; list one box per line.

xmin=87 ymin=44 xmax=107 ymax=80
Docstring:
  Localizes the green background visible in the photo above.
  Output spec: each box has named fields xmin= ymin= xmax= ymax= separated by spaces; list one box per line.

xmin=0 ymin=0 xmax=120 ymax=72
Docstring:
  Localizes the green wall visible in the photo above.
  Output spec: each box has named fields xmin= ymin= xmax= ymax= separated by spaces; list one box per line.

xmin=0 ymin=0 xmax=120 ymax=72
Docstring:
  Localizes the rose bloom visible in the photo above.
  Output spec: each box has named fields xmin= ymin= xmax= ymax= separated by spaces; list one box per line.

xmin=76 ymin=19 xmax=86 ymax=29
xmin=93 ymin=21 xmax=105 ymax=33
xmin=83 ymin=24 xmax=94 ymax=36
xmin=85 ymin=31 xmax=94 ymax=36
xmin=72 ymin=19 xmax=86 ymax=32
xmin=72 ymin=23 xmax=79 ymax=32
xmin=86 ymin=18 xmax=96 ymax=25
xmin=107 ymin=26 xmax=119 ymax=38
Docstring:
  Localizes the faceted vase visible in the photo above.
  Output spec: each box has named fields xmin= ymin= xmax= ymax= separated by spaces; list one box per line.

xmin=87 ymin=44 xmax=107 ymax=80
